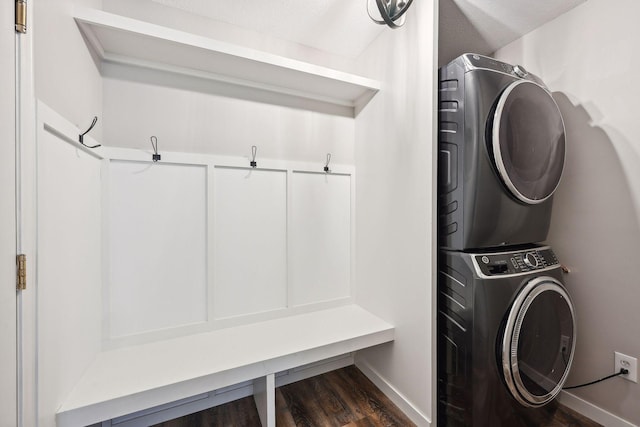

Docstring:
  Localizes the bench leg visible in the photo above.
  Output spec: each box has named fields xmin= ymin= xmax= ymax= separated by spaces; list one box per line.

xmin=253 ymin=373 xmax=275 ymax=427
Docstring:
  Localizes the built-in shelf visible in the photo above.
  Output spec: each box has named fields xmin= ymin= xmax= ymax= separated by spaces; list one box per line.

xmin=56 ymin=304 xmax=394 ymax=427
xmin=74 ymin=9 xmax=380 ymax=116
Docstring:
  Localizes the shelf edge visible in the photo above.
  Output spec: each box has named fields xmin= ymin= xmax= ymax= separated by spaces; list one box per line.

xmin=74 ymin=7 xmax=380 ymax=114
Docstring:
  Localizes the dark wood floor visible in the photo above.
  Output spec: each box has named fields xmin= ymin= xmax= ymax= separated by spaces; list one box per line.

xmin=538 ymin=403 xmax=602 ymax=427
xmin=275 ymin=366 xmax=412 ymax=426
xmin=155 ymin=366 xmax=413 ymax=427
xmin=154 ymin=366 xmax=601 ymax=427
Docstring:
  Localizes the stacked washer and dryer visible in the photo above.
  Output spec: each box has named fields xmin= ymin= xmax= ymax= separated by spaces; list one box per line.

xmin=437 ymin=54 xmax=576 ymax=426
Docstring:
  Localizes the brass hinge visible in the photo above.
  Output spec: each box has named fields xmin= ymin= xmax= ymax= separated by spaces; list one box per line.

xmin=16 ymin=254 xmax=26 ymax=291
xmin=15 ymin=0 xmax=27 ymax=34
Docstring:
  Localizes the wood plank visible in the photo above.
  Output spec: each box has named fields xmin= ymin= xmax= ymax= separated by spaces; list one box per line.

xmin=156 ymin=396 xmax=261 ymax=427
xmin=274 ymin=366 xmax=416 ymax=427
xmin=340 ymin=366 xmax=413 ymax=426
xmin=343 ymin=415 xmax=384 ymax=427
xmin=154 ymin=366 xmax=412 ymax=427
xmin=154 ymin=366 xmax=602 ymax=427
xmin=275 ymin=389 xmax=297 ymax=427
xmin=537 ymin=401 xmax=603 ymax=427
xmin=278 ymin=377 xmax=334 ymax=427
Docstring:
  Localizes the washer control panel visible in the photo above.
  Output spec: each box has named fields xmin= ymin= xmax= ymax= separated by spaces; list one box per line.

xmin=474 ymin=247 xmax=559 ymax=276
xmin=461 ymin=54 xmax=540 ymax=82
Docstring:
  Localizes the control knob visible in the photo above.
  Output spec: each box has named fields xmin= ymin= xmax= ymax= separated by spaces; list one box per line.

xmin=513 ymin=65 xmax=528 ymax=78
xmin=524 ymin=252 xmax=539 ymax=268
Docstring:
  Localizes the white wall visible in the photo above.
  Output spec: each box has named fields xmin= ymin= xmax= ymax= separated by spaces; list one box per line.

xmin=33 ymin=2 xmax=104 ymax=426
xmin=495 ymin=1 xmax=640 ymax=424
xmin=102 ymin=0 xmax=360 ymax=74
xmin=100 ymin=0 xmax=358 ymax=177
xmin=34 ymin=0 xmax=103 ymax=139
xmin=354 ymin=1 xmax=437 ymax=425
xmin=102 ymin=71 xmax=355 ymax=164
xmin=34 ymin=1 xmax=438 ymax=425
xmin=36 ymin=106 xmax=103 ymax=427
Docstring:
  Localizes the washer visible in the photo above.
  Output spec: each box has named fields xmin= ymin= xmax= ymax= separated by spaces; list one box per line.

xmin=437 ymin=246 xmax=576 ymax=426
xmin=438 ymin=54 xmax=566 ymax=250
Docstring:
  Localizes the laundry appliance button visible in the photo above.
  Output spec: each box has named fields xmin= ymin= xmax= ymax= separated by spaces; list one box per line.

xmin=524 ymin=252 xmax=539 ymax=268
xmin=513 ymin=65 xmax=529 ymax=78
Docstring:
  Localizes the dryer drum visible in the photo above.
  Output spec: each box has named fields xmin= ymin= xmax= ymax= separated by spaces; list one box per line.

xmin=500 ymin=276 xmax=576 ymax=407
xmin=491 ymin=80 xmax=566 ymax=205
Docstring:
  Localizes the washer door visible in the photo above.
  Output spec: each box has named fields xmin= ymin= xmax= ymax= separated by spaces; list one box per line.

xmin=501 ymin=276 xmax=576 ymax=407
xmin=491 ymin=80 xmax=566 ymax=204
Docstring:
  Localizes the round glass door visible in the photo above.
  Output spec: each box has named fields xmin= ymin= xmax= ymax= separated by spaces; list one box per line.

xmin=501 ymin=277 xmax=576 ymax=407
xmin=491 ymin=80 xmax=566 ymax=204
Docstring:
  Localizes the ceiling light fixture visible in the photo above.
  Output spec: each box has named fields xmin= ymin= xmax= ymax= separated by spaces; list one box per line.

xmin=367 ymin=0 xmax=414 ymax=29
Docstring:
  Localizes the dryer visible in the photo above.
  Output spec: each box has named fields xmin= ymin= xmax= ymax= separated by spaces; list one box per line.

xmin=438 ymin=54 xmax=566 ymax=250
xmin=437 ymin=246 xmax=576 ymax=426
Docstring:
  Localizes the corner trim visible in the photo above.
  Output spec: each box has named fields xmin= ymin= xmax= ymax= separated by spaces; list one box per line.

xmin=559 ymin=391 xmax=638 ymax=427
xmin=355 ymin=360 xmax=431 ymax=427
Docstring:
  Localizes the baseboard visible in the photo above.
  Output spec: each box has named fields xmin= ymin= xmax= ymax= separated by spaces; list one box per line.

xmin=559 ymin=391 xmax=638 ymax=427
xmin=355 ymin=359 xmax=431 ymax=427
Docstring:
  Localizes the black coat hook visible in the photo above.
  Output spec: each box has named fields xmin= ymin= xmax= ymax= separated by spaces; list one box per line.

xmin=79 ymin=116 xmax=101 ymax=148
xmin=324 ymin=153 xmax=332 ymax=173
xmin=150 ymin=136 xmax=161 ymax=162
xmin=250 ymin=145 xmax=257 ymax=168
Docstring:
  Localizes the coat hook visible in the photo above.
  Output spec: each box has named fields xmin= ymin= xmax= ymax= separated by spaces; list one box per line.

xmin=79 ymin=116 xmax=101 ymax=149
xmin=250 ymin=145 xmax=258 ymax=168
xmin=150 ymin=136 xmax=161 ymax=162
xmin=324 ymin=153 xmax=332 ymax=173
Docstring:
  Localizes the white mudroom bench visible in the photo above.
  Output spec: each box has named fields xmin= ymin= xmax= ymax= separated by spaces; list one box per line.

xmin=56 ymin=305 xmax=394 ymax=427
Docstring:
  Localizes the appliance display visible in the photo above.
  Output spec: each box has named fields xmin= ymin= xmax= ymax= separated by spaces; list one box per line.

xmin=438 ymin=53 xmax=566 ymax=251
xmin=437 ymin=246 xmax=576 ymax=426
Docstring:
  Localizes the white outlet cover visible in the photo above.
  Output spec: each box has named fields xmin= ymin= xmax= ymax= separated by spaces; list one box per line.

xmin=614 ymin=351 xmax=638 ymax=383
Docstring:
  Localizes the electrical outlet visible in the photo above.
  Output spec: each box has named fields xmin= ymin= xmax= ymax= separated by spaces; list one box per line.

xmin=614 ymin=352 xmax=638 ymax=383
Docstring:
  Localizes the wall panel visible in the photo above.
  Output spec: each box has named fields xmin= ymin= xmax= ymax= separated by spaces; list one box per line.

xmin=213 ymin=167 xmax=288 ymax=319
xmin=37 ymin=107 xmax=103 ymax=427
xmin=290 ymin=172 xmax=351 ymax=306
xmin=108 ymin=161 xmax=208 ymax=337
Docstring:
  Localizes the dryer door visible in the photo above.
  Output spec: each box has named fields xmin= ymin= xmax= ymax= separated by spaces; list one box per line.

xmin=501 ymin=276 xmax=576 ymax=407
xmin=491 ymin=80 xmax=566 ymax=204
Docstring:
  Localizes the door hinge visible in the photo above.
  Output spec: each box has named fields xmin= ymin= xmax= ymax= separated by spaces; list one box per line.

xmin=16 ymin=254 xmax=26 ymax=291
xmin=15 ymin=0 xmax=27 ymax=34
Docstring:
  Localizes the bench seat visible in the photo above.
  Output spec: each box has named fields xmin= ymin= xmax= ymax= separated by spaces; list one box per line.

xmin=56 ymin=305 xmax=394 ymax=427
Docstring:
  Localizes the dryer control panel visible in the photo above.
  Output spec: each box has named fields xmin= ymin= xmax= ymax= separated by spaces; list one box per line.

xmin=463 ymin=53 xmax=514 ymax=74
xmin=459 ymin=53 xmax=547 ymax=88
xmin=473 ymin=247 xmax=559 ymax=277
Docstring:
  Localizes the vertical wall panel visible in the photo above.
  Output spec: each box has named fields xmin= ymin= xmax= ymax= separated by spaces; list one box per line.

xmin=353 ymin=1 xmax=435 ymax=422
xmin=290 ymin=172 xmax=351 ymax=306
xmin=213 ymin=168 xmax=287 ymax=319
xmin=38 ymin=128 xmax=103 ymax=426
xmin=108 ymin=161 xmax=208 ymax=337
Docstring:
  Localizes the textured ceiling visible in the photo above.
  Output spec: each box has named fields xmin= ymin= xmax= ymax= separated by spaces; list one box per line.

xmin=150 ymin=0 xmax=586 ymax=62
